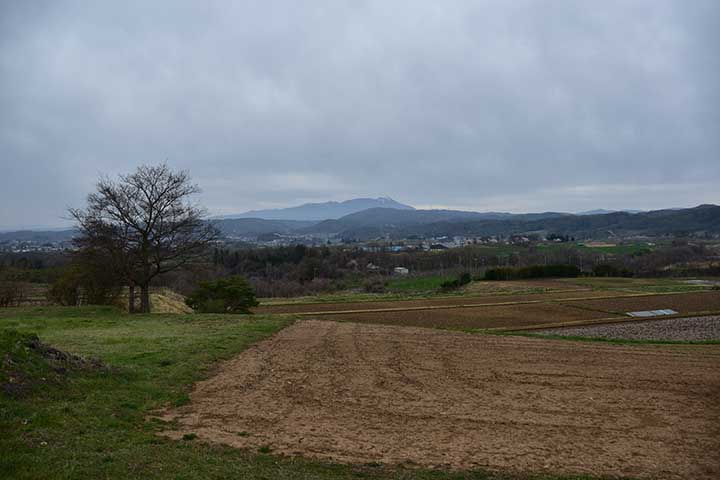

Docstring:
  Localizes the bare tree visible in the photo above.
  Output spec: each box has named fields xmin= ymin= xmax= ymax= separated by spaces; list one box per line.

xmin=71 ymin=164 xmax=218 ymax=313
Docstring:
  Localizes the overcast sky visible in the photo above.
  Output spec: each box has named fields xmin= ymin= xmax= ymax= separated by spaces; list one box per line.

xmin=1 ymin=0 xmax=718 ymax=228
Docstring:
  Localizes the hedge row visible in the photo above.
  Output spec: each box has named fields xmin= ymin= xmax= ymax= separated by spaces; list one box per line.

xmin=483 ymin=264 xmax=581 ymax=280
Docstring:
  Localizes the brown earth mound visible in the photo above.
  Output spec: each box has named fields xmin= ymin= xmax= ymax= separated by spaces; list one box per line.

xmin=160 ymin=321 xmax=720 ymax=479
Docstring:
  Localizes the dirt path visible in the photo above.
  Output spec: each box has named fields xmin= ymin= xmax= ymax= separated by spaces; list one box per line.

xmin=161 ymin=321 xmax=720 ymax=479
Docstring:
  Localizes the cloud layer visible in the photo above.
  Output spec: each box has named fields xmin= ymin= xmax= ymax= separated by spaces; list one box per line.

xmin=1 ymin=0 xmax=718 ymax=227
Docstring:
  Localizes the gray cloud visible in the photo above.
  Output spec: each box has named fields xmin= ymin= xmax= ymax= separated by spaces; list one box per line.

xmin=1 ymin=0 xmax=718 ymax=228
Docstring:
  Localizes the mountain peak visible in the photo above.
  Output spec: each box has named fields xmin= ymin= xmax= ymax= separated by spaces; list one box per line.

xmin=215 ymin=197 xmax=415 ymax=221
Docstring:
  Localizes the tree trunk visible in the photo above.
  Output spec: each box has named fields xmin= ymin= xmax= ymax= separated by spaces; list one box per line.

xmin=128 ymin=285 xmax=136 ymax=314
xmin=140 ymin=285 xmax=150 ymax=313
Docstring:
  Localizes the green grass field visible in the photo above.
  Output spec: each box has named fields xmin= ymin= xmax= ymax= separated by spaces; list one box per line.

xmin=559 ymin=276 xmax=710 ymax=293
xmin=0 ymin=306 xmax=599 ymax=480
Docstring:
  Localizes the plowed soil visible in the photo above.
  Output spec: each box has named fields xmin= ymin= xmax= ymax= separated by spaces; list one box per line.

xmin=161 ymin=321 xmax=720 ymax=479
xmin=319 ymin=302 xmax=614 ymax=329
xmin=254 ymin=290 xmax=619 ymax=315
xmin=565 ymin=291 xmax=720 ymax=315
xmin=536 ymin=315 xmax=720 ymax=342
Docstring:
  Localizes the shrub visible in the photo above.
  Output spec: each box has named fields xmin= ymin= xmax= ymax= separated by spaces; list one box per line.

xmin=363 ymin=278 xmax=387 ymax=293
xmin=458 ymin=272 xmax=472 ymax=286
xmin=593 ymin=264 xmax=633 ymax=278
xmin=185 ymin=276 xmax=259 ymax=313
xmin=47 ymin=265 xmax=121 ymax=306
xmin=47 ymin=271 xmax=82 ymax=306
xmin=0 ymin=282 xmax=26 ymax=308
xmin=483 ymin=264 xmax=581 ymax=280
xmin=440 ymin=272 xmax=473 ymax=290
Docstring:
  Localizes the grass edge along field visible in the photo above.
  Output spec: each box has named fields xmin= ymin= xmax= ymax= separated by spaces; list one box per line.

xmin=1 ymin=306 xmax=612 ymax=480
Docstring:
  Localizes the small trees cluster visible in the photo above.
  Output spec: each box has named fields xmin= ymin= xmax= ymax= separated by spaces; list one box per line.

xmin=592 ymin=264 xmax=633 ymax=278
xmin=0 ymin=282 xmax=26 ymax=308
xmin=440 ymin=272 xmax=472 ymax=290
xmin=483 ymin=264 xmax=581 ymax=280
xmin=363 ymin=277 xmax=387 ymax=293
xmin=185 ymin=276 xmax=258 ymax=313
xmin=47 ymin=264 xmax=122 ymax=307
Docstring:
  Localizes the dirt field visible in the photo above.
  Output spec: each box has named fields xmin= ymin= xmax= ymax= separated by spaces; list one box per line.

xmin=564 ymin=291 xmax=720 ymax=315
xmin=161 ymin=321 xmax=720 ymax=479
xmin=254 ymin=290 xmax=623 ymax=315
xmin=255 ymin=291 xmax=720 ymax=333
xmin=536 ymin=315 xmax=720 ymax=342
xmin=461 ymin=279 xmax=589 ymax=294
xmin=319 ymin=302 xmax=615 ymax=330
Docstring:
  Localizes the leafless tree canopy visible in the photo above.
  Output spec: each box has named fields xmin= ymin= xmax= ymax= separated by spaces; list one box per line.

xmin=71 ymin=164 xmax=218 ymax=313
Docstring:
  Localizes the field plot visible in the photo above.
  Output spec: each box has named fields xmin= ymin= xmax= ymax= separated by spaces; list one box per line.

xmin=161 ymin=320 xmax=720 ymax=479
xmin=535 ymin=315 xmax=720 ymax=342
xmin=257 ymin=291 xmax=720 ymax=332
xmin=564 ymin=291 xmax=720 ymax=315
xmin=254 ymin=290 xmax=619 ymax=315
xmin=318 ymin=302 xmax=614 ymax=330
xmin=461 ymin=279 xmax=589 ymax=294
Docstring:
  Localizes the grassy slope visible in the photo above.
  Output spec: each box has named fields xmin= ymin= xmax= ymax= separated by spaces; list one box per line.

xmin=0 ymin=307 xmax=600 ymax=480
xmin=559 ymin=277 xmax=711 ymax=293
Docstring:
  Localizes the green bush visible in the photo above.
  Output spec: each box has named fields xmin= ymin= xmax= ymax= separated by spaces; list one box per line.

xmin=47 ymin=265 xmax=121 ymax=306
xmin=483 ymin=264 xmax=581 ymax=281
xmin=185 ymin=276 xmax=259 ymax=313
xmin=458 ymin=272 xmax=472 ymax=285
xmin=363 ymin=277 xmax=387 ymax=293
xmin=440 ymin=271 xmax=473 ymax=290
xmin=592 ymin=264 xmax=633 ymax=278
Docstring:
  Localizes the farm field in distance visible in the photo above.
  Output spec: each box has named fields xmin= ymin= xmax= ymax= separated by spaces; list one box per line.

xmin=2 ymin=277 xmax=720 ymax=479
xmin=255 ymin=279 xmax=720 ymax=332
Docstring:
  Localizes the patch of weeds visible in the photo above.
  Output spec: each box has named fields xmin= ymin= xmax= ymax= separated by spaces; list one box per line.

xmin=237 ymin=431 xmax=250 ymax=437
xmin=182 ymin=433 xmax=198 ymax=441
xmin=258 ymin=444 xmax=272 ymax=454
xmin=173 ymin=393 xmax=191 ymax=407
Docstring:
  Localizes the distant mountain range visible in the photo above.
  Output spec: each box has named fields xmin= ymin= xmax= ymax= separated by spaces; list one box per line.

xmin=576 ymin=209 xmax=644 ymax=215
xmin=2 ymin=199 xmax=718 ymax=245
xmin=316 ymin=204 xmax=720 ymax=240
xmin=301 ymin=209 xmax=569 ymax=236
xmin=214 ymin=197 xmax=414 ymax=221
